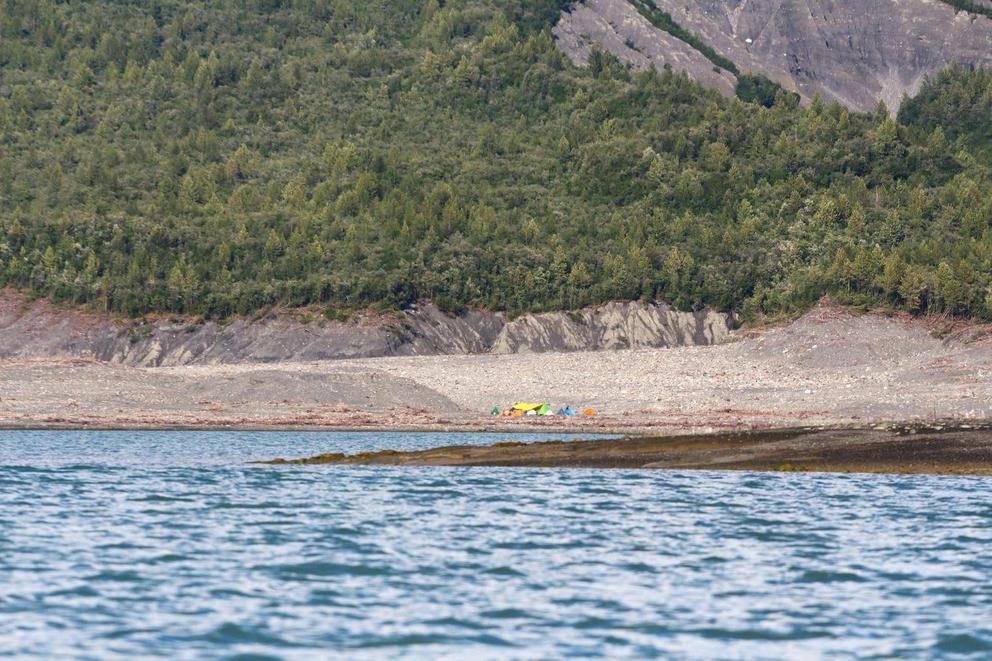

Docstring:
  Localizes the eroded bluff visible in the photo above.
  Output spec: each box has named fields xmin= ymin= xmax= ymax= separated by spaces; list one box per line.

xmin=0 ymin=293 xmax=731 ymax=366
xmin=555 ymin=0 xmax=992 ymax=112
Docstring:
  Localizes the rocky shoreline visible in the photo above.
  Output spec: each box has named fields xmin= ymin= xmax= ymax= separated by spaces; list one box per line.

xmin=1 ymin=303 xmax=990 ymax=441
xmin=263 ymin=423 xmax=992 ymax=476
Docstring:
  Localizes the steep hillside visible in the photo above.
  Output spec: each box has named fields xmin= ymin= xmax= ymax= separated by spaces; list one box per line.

xmin=556 ymin=0 xmax=992 ymax=112
xmin=899 ymin=65 xmax=992 ymax=163
xmin=1 ymin=1 xmax=991 ymax=326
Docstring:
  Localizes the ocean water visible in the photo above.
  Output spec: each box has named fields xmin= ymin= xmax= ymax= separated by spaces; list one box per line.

xmin=1 ymin=431 xmax=991 ymax=659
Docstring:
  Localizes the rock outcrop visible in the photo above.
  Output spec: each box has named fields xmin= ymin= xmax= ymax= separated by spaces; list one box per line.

xmin=555 ymin=0 xmax=992 ymax=112
xmin=0 ymin=291 xmax=731 ymax=366
xmin=554 ymin=0 xmax=738 ymax=97
xmin=491 ymin=301 xmax=729 ymax=353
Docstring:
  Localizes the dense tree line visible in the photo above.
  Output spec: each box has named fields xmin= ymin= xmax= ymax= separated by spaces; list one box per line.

xmin=734 ymin=74 xmax=799 ymax=109
xmin=0 ymin=0 xmax=990 ymax=322
xmin=899 ymin=65 xmax=992 ymax=164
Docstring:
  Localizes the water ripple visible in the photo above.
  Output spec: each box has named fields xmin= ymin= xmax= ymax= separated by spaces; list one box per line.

xmin=1 ymin=430 xmax=991 ymax=657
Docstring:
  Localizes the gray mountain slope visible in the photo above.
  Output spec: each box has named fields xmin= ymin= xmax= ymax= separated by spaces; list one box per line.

xmin=556 ymin=0 xmax=992 ymax=112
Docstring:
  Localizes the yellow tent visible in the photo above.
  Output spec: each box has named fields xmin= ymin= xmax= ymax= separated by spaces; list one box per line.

xmin=511 ymin=403 xmax=551 ymax=415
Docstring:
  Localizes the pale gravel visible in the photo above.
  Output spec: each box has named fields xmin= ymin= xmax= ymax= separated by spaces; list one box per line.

xmin=2 ymin=306 xmax=991 ymax=433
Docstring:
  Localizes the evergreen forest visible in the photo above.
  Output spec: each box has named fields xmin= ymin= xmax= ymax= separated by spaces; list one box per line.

xmin=1 ymin=0 xmax=991 ymax=321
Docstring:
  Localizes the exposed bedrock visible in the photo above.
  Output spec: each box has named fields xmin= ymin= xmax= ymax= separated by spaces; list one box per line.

xmin=555 ymin=0 xmax=992 ymax=112
xmin=490 ymin=302 xmax=729 ymax=353
xmin=0 ymin=292 xmax=731 ymax=366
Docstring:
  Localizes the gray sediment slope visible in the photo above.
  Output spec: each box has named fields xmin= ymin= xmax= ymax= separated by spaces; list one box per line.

xmin=0 ymin=291 xmax=730 ymax=366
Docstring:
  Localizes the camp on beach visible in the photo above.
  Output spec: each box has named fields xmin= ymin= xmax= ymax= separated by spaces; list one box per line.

xmin=492 ymin=403 xmax=595 ymax=417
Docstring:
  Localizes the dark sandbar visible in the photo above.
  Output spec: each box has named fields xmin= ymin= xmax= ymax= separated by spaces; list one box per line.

xmin=262 ymin=422 xmax=992 ymax=475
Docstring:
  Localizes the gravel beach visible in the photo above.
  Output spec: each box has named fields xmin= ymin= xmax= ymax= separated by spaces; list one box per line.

xmin=2 ymin=305 xmax=990 ymax=434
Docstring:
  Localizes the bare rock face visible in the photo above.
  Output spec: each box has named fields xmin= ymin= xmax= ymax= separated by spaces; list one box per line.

xmin=556 ymin=0 xmax=992 ymax=112
xmin=491 ymin=301 xmax=730 ymax=353
xmin=553 ymin=0 xmax=737 ymax=96
xmin=0 ymin=291 xmax=730 ymax=365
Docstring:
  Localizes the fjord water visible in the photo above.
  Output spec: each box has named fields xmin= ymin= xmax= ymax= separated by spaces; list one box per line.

xmin=2 ymin=431 xmax=991 ymax=658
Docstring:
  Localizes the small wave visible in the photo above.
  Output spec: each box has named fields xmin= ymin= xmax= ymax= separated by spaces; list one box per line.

xmin=48 ymin=584 xmax=100 ymax=598
xmin=796 ymin=569 xmax=868 ymax=584
xmin=934 ymin=633 xmax=992 ymax=653
xmin=96 ymin=541 xmax=153 ymax=551
xmin=131 ymin=494 xmax=196 ymax=503
xmin=421 ymin=616 xmax=487 ymax=629
xmin=482 ymin=566 xmax=525 ymax=577
xmin=209 ymin=588 xmax=258 ymax=599
xmin=491 ymin=540 xmax=580 ymax=550
xmin=353 ymin=632 xmax=514 ymax=649
xmin=268 ymin=561 xmax=392 ymax=578
xmin=480 ymin=608 xmax=532 ymax=620
xmin=201 ymin=622 xmax=295 ymax=648
xmin=98 ymin=627 xmax=158 ymax=641
xmin=693 ymin=626 xmax=831 ymax=641
xmin=573 ymin=616 xmax=622 ymax=630
xmin=141 ymin=553 xmax=188 ymax=565
xmin=352 ymin=633 xmax=452 ymax=649
xmin=214 ymin=501 xmax=284 ymax=510
xmin=0 ymin=466 xmax=56 ymax=474
xmin=87 ymin=569 xmax=145 ymax=583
